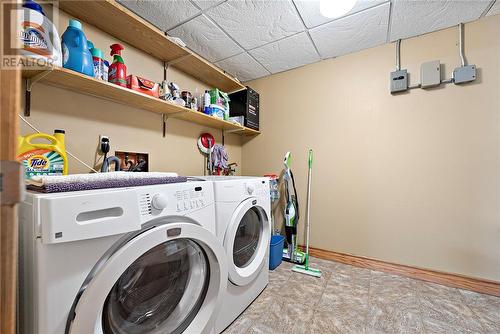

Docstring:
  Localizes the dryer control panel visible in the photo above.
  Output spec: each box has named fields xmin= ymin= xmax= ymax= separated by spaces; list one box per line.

xmin=211 ymin=177 xmax=270 ymax=202
xmin=244 ymin=180 xmax=268 ymax=196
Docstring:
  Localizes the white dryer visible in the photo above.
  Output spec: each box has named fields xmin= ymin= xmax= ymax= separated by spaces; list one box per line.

xmin=18 ymin=181 xmax=227 ymax=334
xmin=198 ymin=176 xmax=271 ymax=333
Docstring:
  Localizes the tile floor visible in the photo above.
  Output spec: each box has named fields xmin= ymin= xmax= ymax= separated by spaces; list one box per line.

xmin=223 ymin=257 xmax=500 ymax=334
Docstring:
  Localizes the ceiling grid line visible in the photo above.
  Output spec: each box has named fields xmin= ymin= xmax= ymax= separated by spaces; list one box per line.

xmin=293 ymin=0 xmax=389 ymax=29
xmin=166 ymin=0 xmax=229 ymax=34
xmin=189 ymin=0 xmax=226 ymax=11
xmin=214 ymin=30 xmax=307 ymax=63
xmin=290 ymin=0 xmax=323 ymax=60
xmin=166 ymin=12 xmax=203 ymax=34
xmin=200 ymin=13 xmax=272 ymax=75
xmin=386 ymin=0 xmax=394 ymax=43
xmin=480 ymin=0 xmax=497 ymax=17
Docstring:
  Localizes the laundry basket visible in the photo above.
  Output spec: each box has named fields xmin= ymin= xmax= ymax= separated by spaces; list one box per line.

xmin=269 ymin=235 xmax=285 ymax=270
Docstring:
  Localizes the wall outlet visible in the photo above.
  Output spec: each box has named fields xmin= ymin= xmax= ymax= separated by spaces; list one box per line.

xmin=99 ymin=135 xmax=109 ymax=154
xmin=421 ymin=60 xmax=441 ymax=88
xmin=390 ymin=69 xmax=408 ymax=94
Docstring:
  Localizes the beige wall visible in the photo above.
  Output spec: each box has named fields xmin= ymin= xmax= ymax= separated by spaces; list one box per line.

xmin=20 ymin=9 xmax=242 ymax=175
xmin=243 ymin=15 xmax=500 ymax=281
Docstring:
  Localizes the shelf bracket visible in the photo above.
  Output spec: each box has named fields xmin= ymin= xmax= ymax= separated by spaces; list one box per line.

xmin=24 ymin=69 xmax=52 ymax=117
xmin=162 ymin=111 xmax=188 ymax=137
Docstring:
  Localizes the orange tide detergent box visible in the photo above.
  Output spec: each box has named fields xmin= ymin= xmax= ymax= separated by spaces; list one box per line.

xmin=17 ymin=130 xmax=68 ymax=179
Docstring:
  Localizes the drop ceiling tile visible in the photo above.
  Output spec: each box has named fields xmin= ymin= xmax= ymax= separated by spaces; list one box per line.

xmin=487 ymin=0 xmax=500 ymax=16
xmin=293 ymin=0 xmax=387 ymax=28
xmin=250 ymin=32 xmax=320 ymax=73
xmin=390 ymin=0 xmax=491 ymax=41
xmin=168 ymin=15 xmax=243 ymax=62
xmin=118 ymin=0 xmax=200 ymax=31
xmin=309 ymin=3 xmax=390 ymax=59
xmin=215 ymin=53 xmax=270 ymax=82
xmin=206 ymin=0 xmax=304 ymax=50
xmin=191 ymin=0 xmax=225 ymax=10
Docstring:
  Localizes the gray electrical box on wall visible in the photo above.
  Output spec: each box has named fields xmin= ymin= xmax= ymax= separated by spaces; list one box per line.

xmin=421 ymin=60 xmax=441 ymax=88
xmin=390 ymin=69 xmax=408 ymax=93
xmin=453 ymin=65 xmax=476 ymax=84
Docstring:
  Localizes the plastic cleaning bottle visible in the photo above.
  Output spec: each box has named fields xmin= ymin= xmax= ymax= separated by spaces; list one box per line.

xmin=91 ymin=48 xmax=104 ymax=80
xmin=88 ymin=41 xmax=107 ymax=81
xmin=109 ymin=43 xmax=127 ymax=87
xmin=203 ymin=90 xmax=211 ymax=114
xmin=61 ymin=19 xmax=94 ymax=76
xmin=194 ymin=88 xmax=200 ymax=111
xmin=17 ymin=130 xmax=68 ymax=179
xmin=103 ymin=59 xmax=109 ymax=81
xmin=17 ymin=0 xmax=62 ymax=66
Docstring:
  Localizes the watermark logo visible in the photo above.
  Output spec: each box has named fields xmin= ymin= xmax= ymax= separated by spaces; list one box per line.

xmin=1 ymin=0 xmax=60 ymax=70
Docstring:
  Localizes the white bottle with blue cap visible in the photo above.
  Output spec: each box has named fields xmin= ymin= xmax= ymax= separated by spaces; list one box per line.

xmin=17 ymin=0 xmax=62 ymax=66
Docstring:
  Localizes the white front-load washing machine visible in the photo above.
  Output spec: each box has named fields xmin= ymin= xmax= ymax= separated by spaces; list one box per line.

xmin=18 ymin=181 xmax=227 ymax=334
xmin=197 ymin=176 xmax=271 ymax=333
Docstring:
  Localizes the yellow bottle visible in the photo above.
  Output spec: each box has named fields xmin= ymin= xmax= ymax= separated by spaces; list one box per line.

xmin=17 ymin=129 xmax=68 ymax=179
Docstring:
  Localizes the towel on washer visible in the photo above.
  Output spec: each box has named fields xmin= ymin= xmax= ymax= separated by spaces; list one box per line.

xmin=27 ymin=172 xmax=187 ymax=193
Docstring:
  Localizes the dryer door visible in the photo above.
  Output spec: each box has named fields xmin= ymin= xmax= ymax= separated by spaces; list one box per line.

xmin=67 ymin=218 xmax=227 ymax=334
xmin=224 ymin=197 xmax=270 ymax=286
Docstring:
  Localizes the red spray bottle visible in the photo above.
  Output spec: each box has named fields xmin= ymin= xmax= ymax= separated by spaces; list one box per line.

xmin=108 ymin=43 xmax=127 ymax=87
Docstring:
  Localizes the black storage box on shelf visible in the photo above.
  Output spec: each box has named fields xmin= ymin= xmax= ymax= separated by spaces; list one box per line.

xmin=229 ymin=86 xmax=259 ymax=130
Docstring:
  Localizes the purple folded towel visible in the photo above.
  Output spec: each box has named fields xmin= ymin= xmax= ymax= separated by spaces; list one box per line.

xmin=26 ymin=172 xmax=188 ymax=193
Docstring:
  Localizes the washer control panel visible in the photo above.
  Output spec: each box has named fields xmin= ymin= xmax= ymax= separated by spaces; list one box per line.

xmin=138 ymin=193 xmax=153 ymax=216
xmin=174 ymin=186 xmax=206 ymax=212
xmin=136 ymin=182 xmax=212 ymax=220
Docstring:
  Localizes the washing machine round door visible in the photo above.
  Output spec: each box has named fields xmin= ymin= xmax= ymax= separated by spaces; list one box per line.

xmin=224 ymin=197 xmax=270 ymax=286
xmin=67 ymin=218 xmax=227 ymax=334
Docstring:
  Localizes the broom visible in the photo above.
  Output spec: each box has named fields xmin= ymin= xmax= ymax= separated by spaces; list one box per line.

xmin=292 ymin=149 xmax=322 ymax=278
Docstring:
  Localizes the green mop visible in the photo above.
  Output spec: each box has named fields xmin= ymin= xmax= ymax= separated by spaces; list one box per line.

xmin=292 ymin=149 xmax=322 ymax=278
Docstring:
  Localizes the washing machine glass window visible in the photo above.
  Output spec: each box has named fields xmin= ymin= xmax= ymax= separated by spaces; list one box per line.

xmin=233 ymin=207 xmax=262 ymax=268
xmin=102 ymin=238 xmax=209 ymax=334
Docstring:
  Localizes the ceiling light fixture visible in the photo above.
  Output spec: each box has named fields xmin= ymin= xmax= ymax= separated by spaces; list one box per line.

xmin=319 ymin=0 xmax=356 ymax=19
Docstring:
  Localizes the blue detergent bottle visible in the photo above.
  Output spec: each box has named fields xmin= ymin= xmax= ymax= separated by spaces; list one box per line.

xmin=61 ymin=19 xmax=94 ymax=76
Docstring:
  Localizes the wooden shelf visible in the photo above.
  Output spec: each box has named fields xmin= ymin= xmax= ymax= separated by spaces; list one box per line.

xmin=58 ymin=0 xmax=245 ymax=92
xmin=239 ymin=127 xmax=261 ymax=136
xmin=22 ymin=64 xmax=257 ymax=134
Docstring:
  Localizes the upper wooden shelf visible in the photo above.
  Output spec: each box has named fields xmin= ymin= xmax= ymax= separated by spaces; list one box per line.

xmin=22 ymin=64 xmax=257 ymax=134
xmin=239 ymin=127 xmax=261 ymax=136
xmin=58 ymin=0 xmax=245 ymax=92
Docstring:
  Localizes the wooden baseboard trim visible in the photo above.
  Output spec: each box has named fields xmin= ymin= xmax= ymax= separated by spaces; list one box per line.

xmin=305 ymin=246 xmax=500 ymax=297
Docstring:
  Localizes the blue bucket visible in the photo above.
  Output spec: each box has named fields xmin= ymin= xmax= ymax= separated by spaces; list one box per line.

xmin=269 ymin=235 xmax=285 ymax=270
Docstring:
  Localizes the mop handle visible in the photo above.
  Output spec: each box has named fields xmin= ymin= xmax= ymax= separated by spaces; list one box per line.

xmin=208 ymin=139 xmax=212 ymax=175
xmin=305 ymin=149 xmax=313 ymax=267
